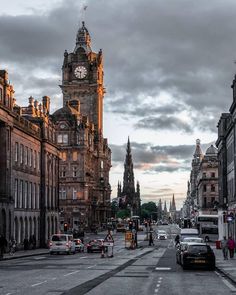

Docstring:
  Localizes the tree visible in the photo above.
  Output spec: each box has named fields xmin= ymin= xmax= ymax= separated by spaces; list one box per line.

xmin=141 ymin=202 xmax=158 ymax=221
xmin=116 ymin=209 xmax=130 ymax=219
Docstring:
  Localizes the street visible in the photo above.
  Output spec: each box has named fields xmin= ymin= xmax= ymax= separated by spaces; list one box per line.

xmin=0 ymin=225 xmax=235 ymax=295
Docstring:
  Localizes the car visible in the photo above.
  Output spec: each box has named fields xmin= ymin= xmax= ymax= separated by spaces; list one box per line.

xmin=180 ymin=242 xmax=215 ymax=270
xmin=73 ymin=239 xmax=84 ymax=252
xmin=157 ymin=230 xmax=168 ymax=240
xmin=87 ymin=239 xmax=107 ymax=253
xmin=175 ymin=238 xmax=204 ymax=264
xmin=49 ymin=234 xmax=76 ymax=255
xmin=180 ymin=228 xmax=199 ymax=241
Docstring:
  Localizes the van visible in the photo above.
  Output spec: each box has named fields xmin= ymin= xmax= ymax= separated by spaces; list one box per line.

xmin=49 ymin=234 xmax=76 ymax=254
xmin=180 ymin=228 xmax=199 ymax=241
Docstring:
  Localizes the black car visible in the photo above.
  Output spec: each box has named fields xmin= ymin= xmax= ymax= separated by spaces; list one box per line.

xmin=180 ymin=242 xmax=215 ymax=270
xmin=87 ymin=239 xmax=108 ymax=253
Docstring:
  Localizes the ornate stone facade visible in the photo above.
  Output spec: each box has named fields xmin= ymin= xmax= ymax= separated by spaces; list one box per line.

xmin=0 ymin=70 xmax=59 ymax=247
xmin=118 ymin=138 xmax=141 ymax=216
xmin=52 ymin=22 xmax=111 ymax=231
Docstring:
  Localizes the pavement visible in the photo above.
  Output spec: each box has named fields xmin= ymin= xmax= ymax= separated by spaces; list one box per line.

xmin=213 ymin=245 xmax=236 ymax=286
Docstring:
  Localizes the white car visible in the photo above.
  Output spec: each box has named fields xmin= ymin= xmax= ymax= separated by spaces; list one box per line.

xmin=157 ymin=230 xmax=168 ymax=240
xmin=49 ymin=234 xmax=76 ymax=255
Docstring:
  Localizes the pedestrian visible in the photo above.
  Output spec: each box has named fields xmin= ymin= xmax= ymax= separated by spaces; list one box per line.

xmin=149 ymin=231 xmax=154 ymax=246
xmin=221 ymin=236 xmax=228 ymax=260
xmin=175 ymin=234 xmax=180 ymax=247
xmin=29 ymin=235 xmax=33 ymax=250
xmin=0 ymin=234 xmax=7 ymax=259
xmin=228 ymin=236 xmax=235 ymax=259
xmin=23 ymin=238 xmax=29 ymax=251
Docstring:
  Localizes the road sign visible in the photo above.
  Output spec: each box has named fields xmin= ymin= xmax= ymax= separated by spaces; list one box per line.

xmin=125 ymin=232 xmax=133 ymax=241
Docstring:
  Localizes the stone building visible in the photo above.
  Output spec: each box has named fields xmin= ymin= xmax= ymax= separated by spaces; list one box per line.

xmin=216 ymin=74 xmax=236 ymax=239
xmin=196 ymin=145 xmax=219 ymax=213
xmin=117 ymin=138 xmax=141 ymax=216
xmin=52 ymin=21 xmax=111 ymax=231
xmin=169 ymin=194 xmax=176 ymax=221
xmin=0 ymin=70 xmax=59 ymax=247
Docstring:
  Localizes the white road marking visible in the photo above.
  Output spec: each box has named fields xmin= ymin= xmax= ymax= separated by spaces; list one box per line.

xmin=34 ymin=256 xmax=46 ymax=260
xmin=31 ymin=280 xmax=47 ymax=287
xmin=5 ymin=293 xmax=12 ymax=295
xmin=80 ymin=256 xmax=87 ymax=259
xmin=156 ymin=284 xmax=160 ymax=287
xmin=64 ymin=270 xmax=80 ymax=276
xmin=155 ymin=267 xmax=171 ymax=270
xmin=154 ymin=289 xmax=159 ymax=293
xmin=51 ymin=277 xmax=57 ymax=280
xmin=222 ymin=278 xmax=236 ymax=291
xmin=87 ymin=265 xmax=96 ymax=269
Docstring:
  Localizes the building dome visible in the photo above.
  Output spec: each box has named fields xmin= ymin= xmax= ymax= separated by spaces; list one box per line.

xmin=205 ymin=144 xmax=217 ymax=156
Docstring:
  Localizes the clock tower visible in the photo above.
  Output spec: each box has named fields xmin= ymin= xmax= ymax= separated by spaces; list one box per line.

xmin=60 ymin=21 xmax=104 ymax=135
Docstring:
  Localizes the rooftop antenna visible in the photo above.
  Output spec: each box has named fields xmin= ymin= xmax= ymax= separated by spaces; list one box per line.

xmin=79 ymin=3 xmax=88 ymax=26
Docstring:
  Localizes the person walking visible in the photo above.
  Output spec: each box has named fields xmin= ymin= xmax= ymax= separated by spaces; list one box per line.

xmin=228 ymin=236 xmax=235 ymax=259
xmin=0 ymin=235 xmax=7 ymax=259
xmin=221 ymin=236 xmax=228 ymax=260
xmin=149 ymin=231 xmax=154 ymax=246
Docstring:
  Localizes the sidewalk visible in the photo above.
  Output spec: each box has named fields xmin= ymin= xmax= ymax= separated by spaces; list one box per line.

xmin=1 ymin=248 xmax=49 ymax=261
xmin=213 ymin=246 xmax=236 ymax=285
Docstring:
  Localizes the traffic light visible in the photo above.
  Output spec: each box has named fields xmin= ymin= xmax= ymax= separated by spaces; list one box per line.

xmin=64 ymin=222 xmax=68 ymax=232
xmin=129 ymin=221 xmax=133 ymax=230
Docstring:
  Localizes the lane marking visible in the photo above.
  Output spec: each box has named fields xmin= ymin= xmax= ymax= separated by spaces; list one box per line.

xmin=154 ymin=289 xmax=159 ymax=293
xmin=34 ymin=257 xmax=46 ymax=260
xmin=222 ymin=278 xmax=236 ymax=291
xmin=156 ymin=284 xmax=160 ymax=287
xmin=80 ymin=256 xmax=87 ymax=259
xmin=64 ymin=270 xmax=80 ymax=276
xmin=5 ymin=293 xmax=12 ymax=295
xmin=155 ymin=267 xmax=171 ymax=271
xmin=51 ymin=277 xmax=56 ymax=280
xmin=31 ymin=280 xmax=47 ymax=287
xmin=87 ymin=265 xmax=96 ymax=269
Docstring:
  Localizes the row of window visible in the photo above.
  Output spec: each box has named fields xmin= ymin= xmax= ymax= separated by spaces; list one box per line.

xmin=59 ymin=188 xmax=78 ymax=200
xmin=203 ymin=184 xmax=217 ymax=192
xmin=15 ymin=142 xmax=40 ymax=170
xmin=14 ymin=179 xmax=40 ymax=210
xmin=59 ymin=166 xmax=78 ymax=178
xmin=202 ymin=172 xmax=216 ymax=178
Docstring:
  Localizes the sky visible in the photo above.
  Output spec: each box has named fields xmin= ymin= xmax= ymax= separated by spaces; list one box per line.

xmin=0 ymin=0 xmax=235 ymax=210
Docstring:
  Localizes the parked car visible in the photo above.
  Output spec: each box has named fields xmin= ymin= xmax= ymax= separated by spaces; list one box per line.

xmin=49 ymin=234 xmax=76 ymax=255
xmin=176 ymin=238 xmax=204 ymax=264
xmin=73 ymin=239 xmax=84 ymax=252
xmin=87 ymin=239 xmax=107 ymax=253
xmin=180 ymin=242 xmax=215 ymax=270
xmin=157 ymin=230 xmax=168 ymax=240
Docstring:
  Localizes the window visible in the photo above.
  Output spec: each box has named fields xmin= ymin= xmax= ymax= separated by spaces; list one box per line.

xmin=0 ymin=88 xmax=2 ymax=101
xmin=101 ymin=160 xmax=104 ymax=169
xmin=211 ymin=172 xmax=215 ymax=178
xmin=14 ymin=179 xmax=18 ymax=208
xmin=30 ymin=149 xmax=33 ymax=167
xmin=15 ymin=142 xmax=19 ymax=162
xmin=29 ymin=182 xmax=32 ymax=209
xmin=203 ymin=185 xmax=207 ymax=192
xmin=61 ymin=152 xmax=67 ymax=161
xmin=34 ymin=150 xmax=37 ymax=169
xmin=24 ymin=181 xmax=28 ymax=208
xmin=72 ymin=151 xmax=77 ymax=161
xmin=62 ymin=188 xmax=66 ymax=199
xmin=202 ymin=172 xmax=206 ymax=178
xmin=20 ymin=180 xmax=23 ymax=208
xmin=57 ymin=134 xmax=68 ymax=144
xmin=211 ymin=185 xmax=215 ymax=192
xmin=25 ymin=147 xmax=28 ymax=166
xmin=73 ymin=188 xmax=77 ymax=200
xmin=20 ymin=144 xmax=23 ymax=164
xmin=38 ymin=152 xmax=40 ymax=171
xmin=32 ymin=183 xmax=36 ymax=209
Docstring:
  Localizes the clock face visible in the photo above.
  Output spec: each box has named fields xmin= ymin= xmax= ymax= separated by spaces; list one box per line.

xmin=74 ymin=66 xmax=87 ymax=79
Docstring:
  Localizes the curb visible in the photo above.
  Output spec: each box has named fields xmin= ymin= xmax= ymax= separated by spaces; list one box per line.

xmin=2 ymin=250 xmax=48 ymax=261
xmin=215 ymin=265 xmax=236 ymax=286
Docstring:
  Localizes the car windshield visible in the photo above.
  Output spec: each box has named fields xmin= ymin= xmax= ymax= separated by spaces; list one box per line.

xmin=183 ymin=238 xmax=203 ymax=243
xmin=52 ymin=235 xmax=67 ymax=242
xmin=188 ymin=245 xmax=209 ymax=253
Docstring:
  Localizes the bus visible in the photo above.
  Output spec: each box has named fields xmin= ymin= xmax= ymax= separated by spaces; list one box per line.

xmin=195 ymin=214 xmax=218 ymax=242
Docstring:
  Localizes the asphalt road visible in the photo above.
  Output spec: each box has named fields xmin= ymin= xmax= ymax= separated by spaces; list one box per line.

xmin=0 ymin=224 xmax=235 ymax=295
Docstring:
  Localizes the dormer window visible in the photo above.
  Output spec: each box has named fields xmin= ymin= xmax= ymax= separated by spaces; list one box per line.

xmin=57 ymin=134 xmax=68 ymax=144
